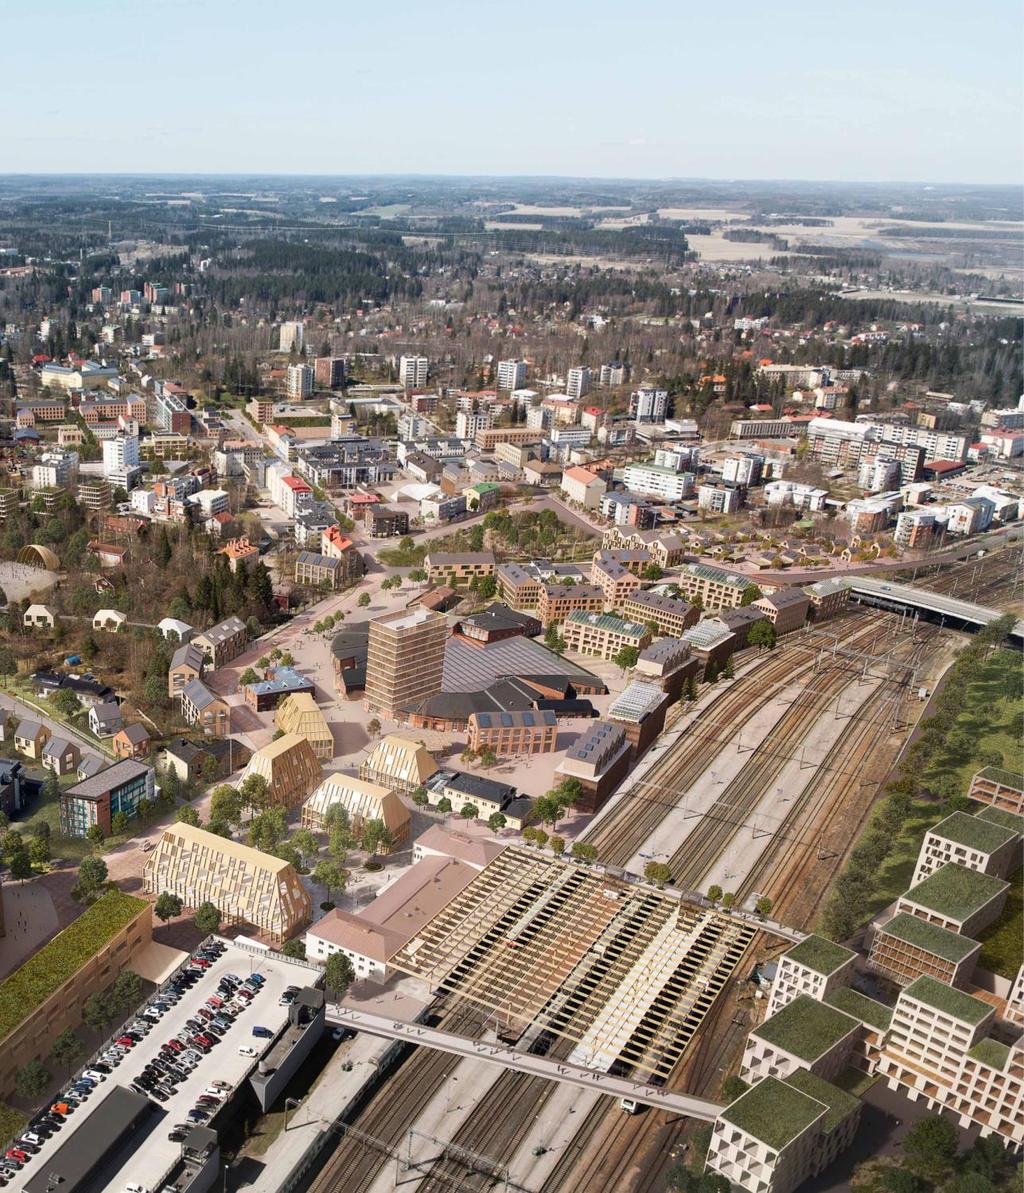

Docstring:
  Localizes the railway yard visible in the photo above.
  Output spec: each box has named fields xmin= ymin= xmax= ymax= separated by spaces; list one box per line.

xmin=305 ymin=549 xmax=1023 ymax=1193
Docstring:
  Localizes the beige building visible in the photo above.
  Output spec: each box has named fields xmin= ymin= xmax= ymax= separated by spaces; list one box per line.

xmin=752 ymin=588 xmax=810 ymax=635
xmin=967 ymin=766 xmax=1023 ymax=816
xmin=560 ymin=465 xmax=607 ymax=509
xmin=143 ymin=822 xmax=312 ymax=943
xmin=238 ymin=733 xmax=322 ymax=810
xmin=537 ymin=583 xmax=605 ymax=627
xmin=676 ymin=563 xmax=758 ymax=611
xmin=467 ymin=709 xmax=558 ymax=756
xmin=911 ymin=809 xmax=1021 ymax=886
xmin=868 ymin=912 xmax=981 ymax=989
xmin=168 ymin=642 xmax=205 ymax=699
xmin=896 ymin=862 xmax=1009 ymax=938
xmin=767 ymin=935 xmax=858 ymax=1017
xmin=589 ymin=556 xmax=642 ymax=607
xmin=622 ymin=591 xmax=699 ymax=637
xmin=301 ymin=774 xmax=410 ymax=847
xmin=191 ymin=615 xmax=248 ymax=668
xmin=275 ymin=692 xmax=334 ymax=760
xmin=497 ymin=563 xmax=544 ymax=609
xmin=741 ymin=994 xmax=861 ymax=1085
xmin=359 ymin=734 xmax=437 ymax=793
xmin=364 ymin=607 xmax=448 ymax=718
xmin=425 ymin=551 xmax=496 ymax=588
xmin=561 ymin=611 xmax=651 ymax=661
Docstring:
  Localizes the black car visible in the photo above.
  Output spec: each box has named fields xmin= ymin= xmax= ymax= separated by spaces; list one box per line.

xmin=149 ymin=1087 xmax=169 ymax=1102
xmin=168 ymin=1130 xmax=187 ymax=1143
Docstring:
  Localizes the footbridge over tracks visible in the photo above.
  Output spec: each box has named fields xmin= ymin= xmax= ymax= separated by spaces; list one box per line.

xmin=844 ymin=576 xmax=1024 ymax=642
xmin=325 ymin=1005 xmax=725 ymax=1120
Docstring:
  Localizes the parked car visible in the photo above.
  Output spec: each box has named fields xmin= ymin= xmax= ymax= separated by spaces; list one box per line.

xmin=238 ymin=1046 xmax=257 ymax=1057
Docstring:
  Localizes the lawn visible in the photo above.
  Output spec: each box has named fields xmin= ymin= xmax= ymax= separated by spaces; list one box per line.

xmin=376 ymin=542 xmax=427 ymax=567
xmin=17 ymin=771 xmax=92 ymax=863
xmin=976 ymin=868 xmax=1023 ymax=979
xmin=0 ymin=1104 xmax=27 ymax=1150
xmin=860 ymin=795 xmax=946 ymax=921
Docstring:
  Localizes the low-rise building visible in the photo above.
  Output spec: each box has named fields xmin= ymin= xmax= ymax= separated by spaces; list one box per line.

xmin=425 ymin=551 xmax=496 ymax=588
xmin=301 ymin=774 xmax=410 ymax=847
xmin=912 ymin=809 xmax=1021 ymax=885
xmin=191 ymin=615 xmax=248 ymax=668
xmin=868 ymin=912 xmax=981 ymax=990
xmin=14 ymin=719 xmax=50 ymax=760
xmin=589 ymin=555 xmax=642 ymax=607
xmin=243 ymin=665 xmax=315 ymax=712
xmin=41 ymin=736 xmax=81 ymax=776
xmin=88 ymin=701 xmax=122 ymax=737
xmin=466 ymin=709 xmax=558 ymax=757
xmin=741 ymin=994 xmax=860 ymax=1084
xmin=60 ymin=759 xmax=155 ymax=837
xmin=537 ymin=583 xmax=606 ymax=628
xmin=560 ymin=465 xmax=607 ymax=509
xmin=562 ymin=611 xmax=651 ymax=661
xmin=804 ymin=578 xmax=850 ymax=621
xmin=896 ymin=862 xmax=1009 ymax=938
xmin=752 ymin=588 xmax=810 ymax=635
xmin=675 ymin=563 xmax=757 ymax=611
xmin=359 ymin=734 xmax=438 ymax=793
xmin=143 ymin=822 xmax=311 ymax=943
xmin=23 ymin=604 xmax=56 ymax=630
xmin=968 ymin=766 xmax=1024 ymax=815
xmin=112 ymin=722 xmax=151 ymax=761
xmin=424 ymin=770 xmax=517 ymax=820
xmin=555 ymin=720 xmax=631 ymax=814
xmin=622 ymin=591 xmax=698 ymax=637
xmin=179 ymin=678 xmax=231 ymax=737
xmin=168 ymin=642 xmax=205 ymax=699
xmin=275 ymin=692 xmax=334 ymax=760
xmin=239 ymin=733 xmax=321 ymax=811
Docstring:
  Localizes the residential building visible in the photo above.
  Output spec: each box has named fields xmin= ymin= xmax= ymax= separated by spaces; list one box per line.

xmin=497 ymin=359 xmax=528 ymax=390
xmin=179 ymin=678 xmax=231 ymax=737
xmin=168 ymin=642 xmax=205 ymax=699
xmin=88 ymin=701 xmax=122 ymax=737
xmin=896 ymin=862 xmax=1009 ymax=938
xmin=364 ymin=506 xmax=410 ymax=538
xmin=425 ymin=551 xmax=496 ymax=588
xmin=102 ymin=432 xmax=140 ymax=480
xmin=23 ymin=604 xmax=56 ymax=630
xmin=314 ymin=356 xmax=347 ymax=388
xmin=239 ymin=734 xmax=322 ymax=811
xmin=191 ymin=615 xmax=248 ymax=668
xmin=41 ymin=736 xmax=80 ymax=776
xmin=218 ymin=536 xmax=260 ymax=573
xmin=763 ymin=480 xmax=829 ymax=512
xmin=455 ymin=407 xmax=494 ymax=439
xmin=629 ymin=387 xmax=668 ymax=423
xmin=155 ymin=390 xmax=192 ymax=434
xmin=622 ymin=462 xmax=695 ymax=501
xmin=600 ymin=361 xmax=630 ymax=387
xmin=364 ymin=608 xmax=449 ymax=718
xmin=722 ymin=453 xmax=764 ymax=486
xmin=622 ymin=591 xmax=698 ymax=637
xmin=112 ymin=723 xmax=151 ymax=761
xmin=399 ymin=355 xmax=429 ymax=388
xmin=537 ymin=583 xmax=606 ymax=627
xmin=740 ymin=994 xmax=861 ymax=1084
xmin=498 ymin=563 xmax=544 ymax=609
xmin=424 ymin=771 xmax=517 ymax=819
xmin=804 ymin=578 xmax=850 ymax=621
xmin=295 ymin=550 xmax=346 ymax=590
xmin=752 ymin=589 xmax=810 ymax=635
xmin=589 ymin=555 xmax=642 ymax=607
xmin=144 ymin=822 xmax=311 ymax=942
xmin=912 ymin=810 xmax=1021 ymax=885
xmin=60 ymin=759 xmax=155 ymax=837
xmin=560 ymin=465 xmax=607 ymax=509
xmin=945 ymin=497 xmax=995 ymax=536
xmin=279 ymin=320 xmax=304 ymax=352
xmin=566 ymin=366 xmax=592 ymax=400
xmin=275 ymin=692 xmax=334 ymax=760
xmin=359 ymin=734 xmax=438 ymax=793
xmin=968 ymin=766 xmax=1023 ymax=815
xmin=562 ymin=611 xmax=651 ymax=661
xmin=676 ymin=563 xmax=757 ymax=611
xmin=767 ymin=936 xmax=858 ymax=1016
xmin=868 ymin=912 xmax=981 ymax=989
xmin=242 ymin=666 xmax=315 ymax=712
xmin=698 ymin=485 xmax=741 ymax=514
xmin=466 ymin=709 xmax=558 ymax=756
xmin=301 ymin=774 xmax=410 ymax=849
xmin=474 ymin=425 xmax=541 ymax=451
xmin=286 ymin=363 xmax=314 ymax=399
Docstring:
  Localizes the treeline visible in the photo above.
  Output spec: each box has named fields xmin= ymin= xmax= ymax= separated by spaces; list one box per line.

xmin=818 ymin=615 xmax=1018 ymax=942
xmin=484 ymin=224 xmax=693 ymax=265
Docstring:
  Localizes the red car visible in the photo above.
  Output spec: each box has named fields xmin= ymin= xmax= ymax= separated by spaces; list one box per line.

xmin=115 ymin=1036 xmax=135 ymax=1047
xmin=206 ymin=996 xmax=222 ymax=1009
xmin=193 ymin=1033 xmax=214 ymax=1047
xmin=191 ymin=958 xmax=211 ymax=968
xmin=6 ymin=1150 xmax=27 ymax=1163
xmin=165 ymin=1040 xmax=185 ymax=1052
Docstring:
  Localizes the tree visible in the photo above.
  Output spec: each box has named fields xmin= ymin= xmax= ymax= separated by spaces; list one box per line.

xmin=249 ymin=806 xmax=288 ymax=852
xmin=641 ymin=563 xmax=663 ymax=581
xmin=85 ymin=823 xmax=105 ymax=847
xmin=902 ymin=1117 xmax=958 ymax=1182
xmin=739 ymin=585 xmax=763 ymax=607
xmin=29 ymin=834 xmax=51 ymax=866
xmin=193 ymin=902 xmax=221 ymax=935
xmin=436 ymin=796 xmax=453 ymax=815
xmin=411 ymin=786 xmax=429 ymax=807
xmin=154 ymin=892 xmax=183 ymax=922
xmin=291 ymin=828 xmax=319 ymax=869
xmin=460 ymin=747 xmax=477 ymax=765
xmin=571 ymin=842 xmax=597 ymax=862
xmin=534 ymin=794 xmax=563 ymax=828
xmin=50 ymin=688 xmax=82 ymax=717
xmin=111 ymin=811 xmax=130 ymax=836
xmin=707 ymin=884 xmax=723 ymax=903
xmin=544 ymin=622 xmax=566 ymax=655
xmin=721 ymin=1076 xmax=749 ymax=1102
xmin=721 ymin=892 xmax=736 ymax=910
xmin=15 ymin=1059 xmax=51 ymax=1100
xmin=549 ymin=835 xmax=565 ymax=856
xmin=533 ymin=828 xmax=549 ymax=849
xmin=111 ymin=970 xmax=143 ymax=1009
xmin=209 ymin=784 xmax=243 ymax=828
xmin=73 ymin=854 xmax=108 ymax=903
xmin=487 ymin=812 xmax=507 ymax=832
xmin=477 ymin=575 xmax=498 ymax=599
xmin=281 ymin=938 xmax=306 ymax=960
xmin=477 ymin=746 xmax=497 ymax=769
xmin=357 ymin=593 xmax=370 ymax=607
xmin=0 ymin=648 xmax=17 ymax=686
xmin=459 ymin=803 xmax=479 ymax=821
xmin=722 ymin=657 xmax=735 ymax=680
xmin=176 ymin=804 xmax=201 ymax=827
xmin=313 ymin=859 xmax=348 ymax=901
xmin=748 ymin=620 xmax=777 ymax=650
xmin=755 ymin=896 xmax=773 ymax=918
xmin=238 ymin=667 xmax=260 ymax=688
xmin=361 ymin=818 xmax=394 ymax=855
xmin=644 ymin=861 xmax=673 ymax=887
xmin=683 ymin=675 xmax=698 ymax=702
xmin=239 ymin=773 xmax=269 ymax=816
xmin=323 ymin=952 xmax=355 ymax=1000
xmin=366 ymin=718 xmax=381 ymax=738
xmin=49 ymin=1027 xmax=84 ymax=1075
xmin=613 ymin=644 xmax=640 ymax=672
xmin=83 ymin=990 xmax=114 ymax=1031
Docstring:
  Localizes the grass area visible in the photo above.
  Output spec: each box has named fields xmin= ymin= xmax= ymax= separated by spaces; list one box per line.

xmin=0 ymin=1104 xmax=27 ymax=1150
xmin=976 ymin=868 xmax=1023 ymax=978
xmin=860 ymin=795 xmax=945 ymax=920
xmin=17 ymin=770 xmax=92 ymax=862
xmin=376 ymin=542 xmax=427 ymax=567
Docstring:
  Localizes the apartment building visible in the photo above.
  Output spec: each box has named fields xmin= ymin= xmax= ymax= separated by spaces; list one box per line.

xmin=868 ymin=912 xmax=981 ymax=989
xmin=629 ymin=387 xmax=668 ymax=423
xmin=295 ymin=550 xmax=347 ymax=589
xmin=676 ymin=563 xmax=757 ymax=611
xmin=399 ymin=355 xmax=429 ymax=388
xmin=968 ymin=766 xmax=1024 ymax=815
xmin=59 ymin=759 xmax=155 ymax=837
xmin=498 ymin=563 xmax=544 ymax=608
xmin=562 ymin=611 xmax=651 ymax=661
xmin=622 ymin=462 xmax=695 ymax=501
xmin=275 ymin=692 xmax=334 ymax=760
xmin=191 ymin=615 xmax=248 ymax=668
xmin=537 ymin=583 xmax=606 ymax=628
xmin=278 ymin=320 xmax=304 ymax=352
xmin=239 ymin=733 xmax=322 ymax=811
xmin=741 ymin=994 xmax=861 ymax=1085
xmin=706 ymin=1073 xmax=861 ymax=1193
xmin=896 ymin=862 xmax=1009 ymax=938
xmin=167 ymin=643 xmax=205 ymax=699
xmin=466 ymin=709 xmax=558 ymax=757
xmin=767 ymin=935 xmax=858 ymax=1017
xmin=566 ymin=366 xmax=592 ymax=400
xmin=560 ymin=465 xmax=607 ymax=509
xmin=621 ymin=591 xmax=699 ymax=637
xmin=763 ymin=480 xmax=829 ymax=512
xmin=302 ymin=774 xmax=410 ymax=847
xmin=314 ymin=356 xmax=347 ymax=388
xmin=179 ymin=678 xmax=231 ymax=737
xmin=359 ymin=734 xmax=438 ymax=793
xmin=364 ymin=607 xmax=448 ymax=718
xmin=425 ymin=551 xmax=496 ymax=588
xmin=912 ymin=810 xmax=1021 ymax=885
xmin=804 ymin=578 xmax=849 ymax=620
xmin=723 ymin=453 xmax=764 ymax=486
xmin=590 ymin=555 xmax=642 ymax=607
xmin=555 ymin=720 xmax=631 ymax=814
xmin=752 ymin=588 xmax=810 ymax=635
xmin=286 ymin=362 xmax=314 ymax=399
xmin=144 ymin=822 xmax=311 ymax=943
xmin=497 ymin=359 xmax=527 ymax=390
xmin=364 ymin=506 xmax=410 ymax=538
xmin=697 ymin=484 xmax=741 ymax=514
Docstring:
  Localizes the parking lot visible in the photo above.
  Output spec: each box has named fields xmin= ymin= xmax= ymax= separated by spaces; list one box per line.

xmin=11 ymin=939 xmax=317 ymax=1193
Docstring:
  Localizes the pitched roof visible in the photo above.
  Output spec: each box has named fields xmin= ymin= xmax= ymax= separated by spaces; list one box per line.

xmin=117 ymin=723 xmax=150 ymax=745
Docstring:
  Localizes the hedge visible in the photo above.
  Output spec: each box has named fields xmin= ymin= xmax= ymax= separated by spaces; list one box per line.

xmin=0 ymin=890 xmax=147 ymax=1041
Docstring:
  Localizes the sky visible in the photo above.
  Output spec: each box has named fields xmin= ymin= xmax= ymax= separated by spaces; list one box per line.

xmin=6 ymin=0 xmax=1023 ymax=184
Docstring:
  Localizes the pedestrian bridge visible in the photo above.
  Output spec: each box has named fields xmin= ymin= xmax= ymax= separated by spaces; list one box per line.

xmin=845 ymin=576 xmax=1023 ymax=641
xmin=325 ymin=1005 xmax=725 ymax=1120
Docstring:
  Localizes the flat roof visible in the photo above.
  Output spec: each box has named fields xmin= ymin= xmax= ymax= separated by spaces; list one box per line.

xmin=968 ymin=1038 xmax=1012 ymax=1070
xmin=784 ymin=1069 xmax=861 ymax=1136
xmin=782 ymin=934 xmax=856 ymax=977
xmin=877 ymin=912 xmax=980 ymax=963
xmin=975 ymin=765 xmax=1023 ymax=793
xmin=372 ymin=606 xmax=446 ymax=632
xmin=824 ymin=987 xmax=894 ymax=1032
xmin=720 ymin=1075 xmax=825 ymax=1151
xmin=901 ymin=863 xmax=1009 ymax=922
xmin=975 ymin=805 xmax=1024 ymax=835
xmin=751 ymin=994 xmax=859 ymax=1061
xmin=927 ymin=811 xmax=1018 ymax=854
xmin=902 ymin=975 xmax=994 ymax=1025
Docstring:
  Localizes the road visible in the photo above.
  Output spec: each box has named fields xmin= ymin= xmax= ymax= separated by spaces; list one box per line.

xmin=0 ymin=689 xmax=109 ymax=770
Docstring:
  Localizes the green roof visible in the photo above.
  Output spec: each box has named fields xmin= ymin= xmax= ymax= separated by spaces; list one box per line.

xmin=825 ymin=987 xmax=894 ymax=1032
xmin=784 ymin=1070 xmax=861 ymax=1135
xmin=929 ymin=811 xmax=1017 ymax=854
xmin=877 ymin=913 xmax=981 ymax=963
xmin=968 ymin=1039 xmax=1011 ymax=1070
xmin=0 ymin=890 xmax=148 ymax=1041
xmin=975 ymin=806 xmax=1024 ymax=835
xmin=720 ymin=1076 xmax=826 ymax=1151
xmin=902 ymin=975 xmax=993 ymax=1026
xmin=683 ymin=562 xmax=754 ymax=589
xmin=976 ymin=766 xmax=1023 ymax=792
xmin=565 ymin=610 xmax=648 ymax=638
xmin=902 ymin=863 xmax=1008 ymax=923
xmin=752 ymin=994 xmax=859 ymax=1061
xmin=783 ymin=934 xmax=856 ymax=976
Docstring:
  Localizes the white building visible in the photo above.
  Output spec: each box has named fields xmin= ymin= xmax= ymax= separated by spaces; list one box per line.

xmin=496 ymin=359 xmax=527 ymax=390
xmin=31 ymin=450 xmax=79 ymax=490
xmin=629 ymin=387 xmax=668 ymax=424
xmin=279 ymin=320 xmax=304 ymax=353
xmin=102 ymin=433 xmax=140 ymax=479
xmin=858 ymin=456 xmax=901 ymax=493
xmin=911 ymin=810 xmax=1021 ymax=886
xmin=944 ymin=497 xmax=995 ymax=536
xmin=740 ymin=994 xmax=861 ymax=1084
xmin=566 ymin=366 xmax=592 ymax=400
xmin=767 ymin=936 xmax=858 ymax=1017
xmin=622 ymin=462 xmax=695 ymax=501
xmin=560 ymin=466 xmax=606 ymax=509
xmin=698 ymin=485 xmax=740 ymax=514
xmin=286 ymin=363 xmax=313 ymax=400
xmin=455 ymin=408 xmax=495 ymax=440
xmin=654 ymin=445 xmax=700 ymax=472
xmin=722 ymin=454 xmax=763 ymax=486
xmin=399 ymin=355 xmax=429 ymax=388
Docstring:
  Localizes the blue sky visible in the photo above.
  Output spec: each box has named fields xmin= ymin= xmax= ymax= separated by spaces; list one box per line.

xmin=6 ymin=0 xmax=1022 ymax=183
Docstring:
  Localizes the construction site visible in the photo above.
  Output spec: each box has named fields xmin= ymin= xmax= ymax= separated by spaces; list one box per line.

xmin=299 ymin=549 xmax=1023 ymax=1193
